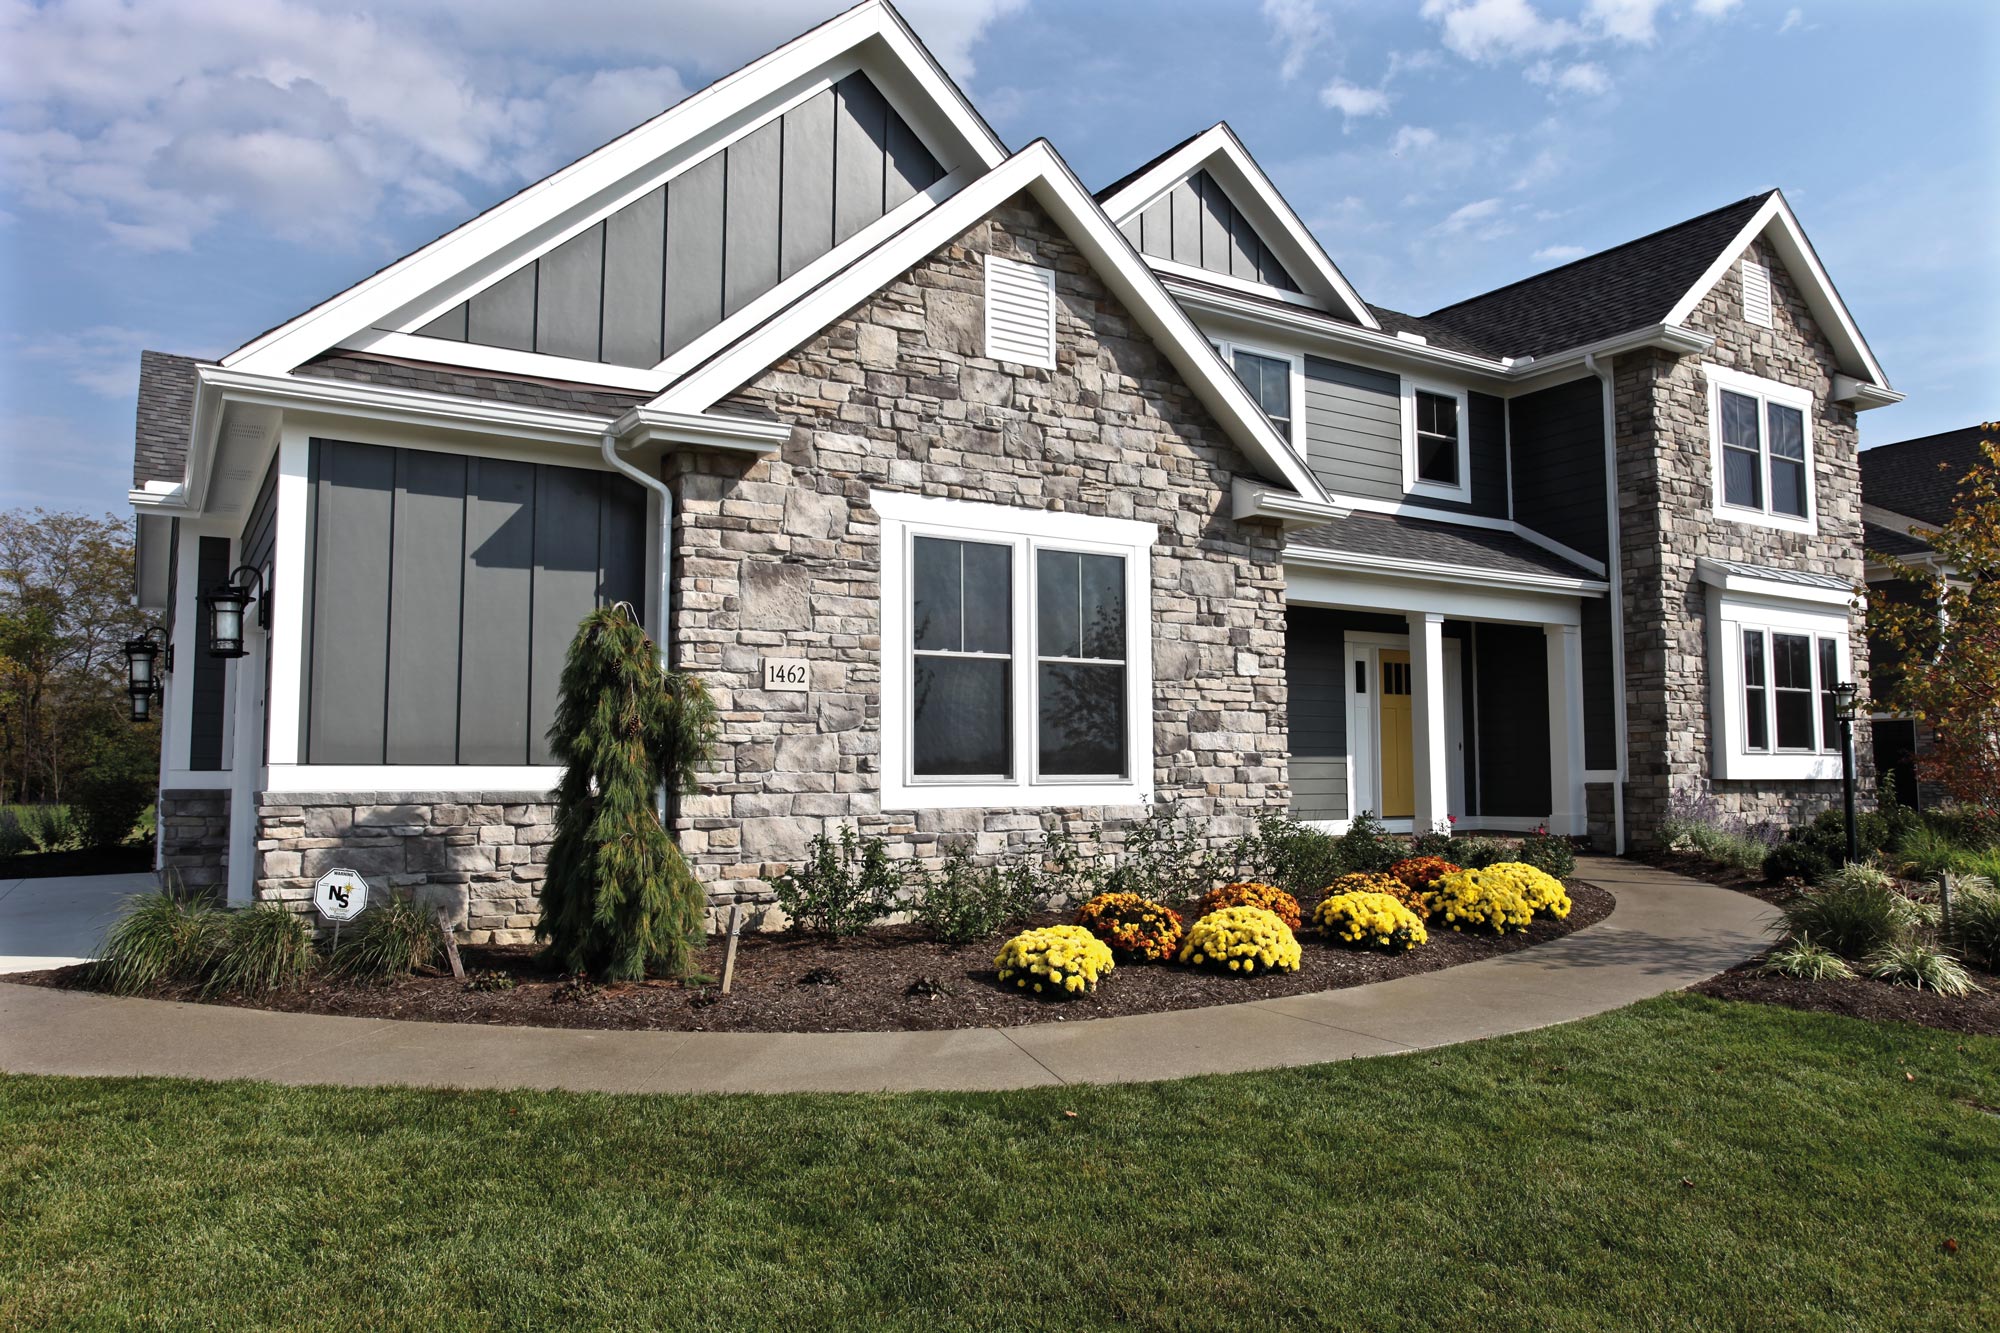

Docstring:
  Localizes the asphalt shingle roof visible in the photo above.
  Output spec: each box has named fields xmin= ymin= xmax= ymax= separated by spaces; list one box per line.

xmin=1287 ymin=510 xmax=1600 ymax=582
xmin=1418 ymin=192 xmax=1774 ymax=360
xmin=133 ymin=350 xmax=205 ymax=487
xmin=1858 ymin=425 xmax=1988 ymax=529
xmin=1863 ymin=521 xmax=1930 ymax=560
xmin=294 ymin=353 xmax=652 ymax=417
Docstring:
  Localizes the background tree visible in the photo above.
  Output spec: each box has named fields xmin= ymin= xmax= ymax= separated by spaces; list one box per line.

xmin=0 ymin=509 xmax=150 ymax=804
xmin=536 ymin=604 xmax=718 ymax=981
xmin=1868 ymin=424 xmax=2000 ymax=810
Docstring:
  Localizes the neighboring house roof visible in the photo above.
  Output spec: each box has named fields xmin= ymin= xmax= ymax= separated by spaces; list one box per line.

xmin=295 ymin=353 xmax=652 ymax=418
xmin=1859 ymin=424 xmax=1988 ymax=529
xmin=1863 ymin=521 xmax=1931 ymax=560
xmin=133 ymin=350 xmax=206 ymax=486
xmin=1287 ymin=510 xmax=1601 ymax=584
xmin=1420 ymin=193 xmax=1773 ymax=360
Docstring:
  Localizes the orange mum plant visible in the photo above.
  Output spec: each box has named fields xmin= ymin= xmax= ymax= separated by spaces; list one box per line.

xmin=1073 ymin=892 xmax=1184 ymax=962
xmin=1390 ymin=855 xmax=1462 ymax=892
xmin=1197 ymin=881 xmax=1302 ymax=931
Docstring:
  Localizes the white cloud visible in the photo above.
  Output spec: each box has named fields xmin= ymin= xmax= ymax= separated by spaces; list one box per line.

xmin=1583 ymin=0 xmax=1668 ymax=44
xmin=1534 ymin=243 xmax=1587 ymax=262
xmin=1693 ymin=0 xmax=1742 ymax=17
xmin=1439 ymin=196 xmax=1504 ymax=233
xmin=1419 ymin=0 xmax=1579 ymax=62
xmin=1385 ymin=48 xmax=1445 ymax=82
xmin=1262 ymin=0 xmax=1330 ymax=83
xmin=11 ymin=327 xmax=161 ymax=397
xmin=1779 ymin=8 xmax=1807 ymax=34
xmin=1320 ymin=78 xmax=1391 ymax=122
xmin=1391 ymin=125 xmax=1440 ymax=154
xmin=1527 ymin=60 xmax=1612 ymax=95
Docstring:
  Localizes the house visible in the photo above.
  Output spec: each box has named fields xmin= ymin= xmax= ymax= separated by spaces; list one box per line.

xmin=1860 ymin=424 xmax=1988 ymax=806
xmin=126 ymin=1 xmax=1900 ymax=936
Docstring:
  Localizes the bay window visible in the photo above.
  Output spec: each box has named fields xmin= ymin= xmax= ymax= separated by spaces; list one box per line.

xmin=1702 ymin=558 xmax=1852 ymax=780
xmin=875 ymin=490 xmax=1155 ymax=810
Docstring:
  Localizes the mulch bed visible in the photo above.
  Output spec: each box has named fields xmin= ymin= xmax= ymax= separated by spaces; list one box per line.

xmin=1639 ymin=850 xmax=1796 ymax=904
xmin=16 ymin=882 xmax=1614 ymax=1034
xmin=1695 ymin=957 xmax=2000 ymax=1038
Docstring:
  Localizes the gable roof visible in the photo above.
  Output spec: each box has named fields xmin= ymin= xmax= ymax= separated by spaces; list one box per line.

xmin=1096 ymin=124 xmax=1377 ymax=329
xmin=1860 ymin=424 xmax=1989 ymax=529
xmin=296 ymin=352 xmax=652 ymax=418
xmin=133 ymin=350 xmax=205 ymax=487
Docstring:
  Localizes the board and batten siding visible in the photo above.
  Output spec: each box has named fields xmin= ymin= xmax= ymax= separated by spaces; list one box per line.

xmin=410 ymin=70 xmax=944 ymax=370
xmin=299 ymin=440 xmax=646 ymax=767
xmin=1285 ymin=606 xmax=1350 ymax=820
xmin=1120 ymin=169 xmax=1304 ymax=294
xmin=188 ymin=535 xmax=230 ymax=771
xmin=1471 ymin=623 xmax=1552 ymax=819
xmin=1300 ymin=356 xmax=1506 ymax=520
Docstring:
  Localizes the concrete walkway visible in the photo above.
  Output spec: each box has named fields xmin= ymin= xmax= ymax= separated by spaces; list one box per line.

xmin=0 ymin=871 xmax=155 ymax=975
xmin=0 ymin=857 xmax=1776 ymax=1094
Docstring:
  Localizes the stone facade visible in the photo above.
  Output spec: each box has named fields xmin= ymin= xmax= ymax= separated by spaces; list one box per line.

xmin=1615 ymin=235 xmax=1870 ymax=845
xmin=667 ymin=193 xmax=1291 ymax=908
xmin=253 ymin=792 xmax=555 ymax=943
xmin=158 ymin=788 xmax=230 ymax=899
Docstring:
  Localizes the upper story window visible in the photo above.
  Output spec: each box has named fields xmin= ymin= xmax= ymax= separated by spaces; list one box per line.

xmin=1400 ymin=379 xmax=1471 ymax=502
xmin=1703 ymin=363 xmax=1816 ymax=535
xmin=875 ymin=490 xmax=1156 ymax=811
xmin=1212 ymin=340 xmax=1298 ymax=442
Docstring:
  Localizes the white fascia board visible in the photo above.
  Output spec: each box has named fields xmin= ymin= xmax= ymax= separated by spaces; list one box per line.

xmin=1284 ymin=545 xmax=1608 ymax=597
xmin=1285 ymin=562 xmax=1584 ymax=627
xmin=1663 ymin=191 xmax=1892 ymax=392
xmin=611 ymin=406 xmax=791 ymax=456
xmin=1860 ymin=504 xmax=1935 ymax=538
xmin=220 ymin=1 xmax=1004 ymax=379
xmin=203 ymin=365 xmax=614 ymax=447
xmin=1832 ymin=373 xmax=1903 ymax=410
xmin=656 ymin=140 xmax=1330 ymax=504
xmin=1096 ymin=124 xmax=1379 ymax=330
xmin=1694 ymin=556 xmax=1855 ymax=608
xmin=1231 ymin=478 xmax=1349 ymax=528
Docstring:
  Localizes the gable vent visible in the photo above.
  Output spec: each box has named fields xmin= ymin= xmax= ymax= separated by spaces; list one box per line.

xmin=984 ymin=255 xmax=1056 ymax=368
xmin=1742 ymin=257 xmax=1774 ymax=328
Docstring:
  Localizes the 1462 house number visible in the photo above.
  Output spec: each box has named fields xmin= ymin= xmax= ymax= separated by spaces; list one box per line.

xmin=762 ymin=658 xmax=810 ymax=692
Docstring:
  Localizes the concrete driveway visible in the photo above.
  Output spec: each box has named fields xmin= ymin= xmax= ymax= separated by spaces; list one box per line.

xmin=0 ymin=872 xmax=155 ymax=975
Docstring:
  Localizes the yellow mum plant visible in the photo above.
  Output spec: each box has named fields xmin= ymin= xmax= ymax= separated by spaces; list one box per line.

xmin=1178 ymin=906 xmax=1302 ymax=976
xmin=1478 ymin=861 xmax=1571 ymax=919
xmin=994 ymin=924 xmax=1115 ymax=996
xmin=1197 ymin=881 xmax=1303 ymax=930
xmin=1425 ymin=868 xmax=1534 ymax=934
xmin=1313 ymin=891 xmax=1428 ymax=951
xmin=1323 ymin=870 xmax=1428 ymax=920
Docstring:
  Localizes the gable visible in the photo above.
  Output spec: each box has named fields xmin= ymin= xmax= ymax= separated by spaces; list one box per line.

xmin=406 ymin=71 xmax=945 ymax=370
xmin=1118 ymin=169 xmax=1303 ymax=294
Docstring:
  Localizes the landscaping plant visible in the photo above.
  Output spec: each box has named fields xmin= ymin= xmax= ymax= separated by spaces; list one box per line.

xmin=1196 ymin=880 xmax=1302 ymax=930
xmin=1389 ymin=855 xmax=1460 ymax=895
xmin=333 ymin=895 xmax=445 ymax=980
xmin=1941 ymin=874 xmax=2000 ymax=969
xmin=1763 ymin=839 xmax=1831 ymax=885
xmin=1478 ymin=862 xmax=1571 ymax=920
xmin=1444 ymin=834 xmax=1509 ymax=869
xmin=1515 ymin=825 xmax=1576 ymax=880
xmin=993 ymin=924 xmax=1114 ymax=996
xmin=537 ymin=605 xmax=719 ymax=982
xmin=1331 ymin=811 xmax=1399 ymax=874
xmin=1114 ymin=808 xmax=1210 ymax=904
xmin=1425 ymin=867 xmax=1536 ymax=934
xmin=911 ymin=848 xmax=1043 ymax=947
xmin=1323 ymin=869 xmax=1426 ymax=919
xmin=774 ymin=825 xmax=899 ymax=938
xmin=1313 ymin=891 xmax=1427 ymax=952
xmin=1072 ymin=891 xmax=1183 ymax=962
xmin=1227 ymin=813 xmax=1344 ymax=899
xmin=1179 ymin=905 xmax=1301 ymax=975
xmin=1862 ymin=940 xmax=1979 ymax=997
xmin=1780 ymin=874 xmax=1909 ymax=961
xmin=94 ymin=887 xmax=225 ymax=994
xmin=203 ymin=905 xmax=318 ymax=997
xmin=1760 ymin=935 xmax=1857 ymax=982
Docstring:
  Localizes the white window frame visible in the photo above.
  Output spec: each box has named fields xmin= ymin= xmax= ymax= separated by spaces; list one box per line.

xmin=1703 ymin=363 xmax=1817 ymax=535
xmin=983 ymin=254 xmax=1057 ymax=369
xmin=1399 ymin=377 xmax=1471 ymax=503
xmin=873 ymin=490 xmax=1156 ymax=811
xmin=1211 ymin=338 xmax=1303 ymax=446
xmin=1707 ymin=585 xmax=1850 ymax=781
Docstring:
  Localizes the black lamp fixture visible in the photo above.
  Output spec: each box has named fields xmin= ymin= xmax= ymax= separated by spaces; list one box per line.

xmin=123 ymin=624 xmax=170 ymax=724
xmin=1833 ymin=680 xmax=1862 ymax=865
xmin=201 ymin=565 xmax=263 ymax=659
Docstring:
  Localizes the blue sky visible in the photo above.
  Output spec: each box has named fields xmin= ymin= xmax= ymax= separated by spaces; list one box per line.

xmin=3 ymin=0 xmax=1995 ymax=517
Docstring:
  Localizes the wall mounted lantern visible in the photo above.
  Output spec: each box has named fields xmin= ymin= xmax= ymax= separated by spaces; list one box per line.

xmin=201 ymin=565 xmax=263 ymax=659
xmin=123 ymin=625 xmax=170 ymax=724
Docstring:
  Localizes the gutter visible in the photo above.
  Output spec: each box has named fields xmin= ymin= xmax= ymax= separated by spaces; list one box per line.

xmin=599 ymin=430 xmax=678 ymax=829
xmin=1584 ymin=351 xmax=1628 ymax=855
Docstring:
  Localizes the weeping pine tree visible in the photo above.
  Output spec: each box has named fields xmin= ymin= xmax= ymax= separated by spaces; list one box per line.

xmin=537 ymin=604 xmax=718 ymax=981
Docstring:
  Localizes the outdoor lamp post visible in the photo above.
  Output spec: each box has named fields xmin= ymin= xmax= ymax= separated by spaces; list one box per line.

xmin=201 ymin=565 xmax=262 ymax=659
xmin=123 ymin=625 xmax=170 ymax=725
xmin=1834 ymin=680 xmax=1862 ymax=865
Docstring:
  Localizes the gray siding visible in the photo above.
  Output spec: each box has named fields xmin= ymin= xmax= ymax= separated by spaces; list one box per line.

xmin=188 ymin=536 xmax=230 ymax=771
xmin=1124 ymin=169 xmax=1303 ymax=293
xmin=1472 ymin=623 xmax=1551 ymax=819
xmin=1404 ymin=390 xmax=1508 ymax=521
xmin=1286 ymin=606 xmax=1349 ymax=820
xmin=242 ymin=458 xmax=279 ymax=575
xmin=410 ymin=70 xmax=942 ymax=369
xmin=301 ymin=439 xmax=646 ymax=767
xmin=1302 ymin=355 xmax=1401 ymax=501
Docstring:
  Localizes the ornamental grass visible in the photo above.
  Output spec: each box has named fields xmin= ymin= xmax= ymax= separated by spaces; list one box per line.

xmin=1073 ymin=892 xmax=1184 ymax=962
xmin=1196 ymin=881 xmax=1302 ymax=931
xmin=1327 ymin=870 xmax=1428 ymax=919
xmin=1313 ymin=891 xmax=1428 ymax=952
xmin=1178 ymin=906 xmax=1302 ymax=976
xmin=993 ymin=924 xmax=1115 ymax=997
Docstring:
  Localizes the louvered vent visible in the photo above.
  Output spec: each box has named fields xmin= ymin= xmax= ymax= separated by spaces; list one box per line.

xmin=984 ymin=255 xmax=1056 ymax=368
xmin=1742 ymin=257 xmax=1774 ymax=328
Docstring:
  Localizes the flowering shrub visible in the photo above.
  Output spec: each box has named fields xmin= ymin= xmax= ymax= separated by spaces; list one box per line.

xmin=1322 ymin=870 xmax=1427 ymax=919
xmin=1389 ymin=855 xmax=1461 ymax=893
xmin=1478 ymin=861 xmax=1571 ymax=920
xmin=1074 ymin=892 xmax=1184 ymax=962
xmin=1313 ymin=891 xmax=1428 ymax=951
xmin=994 ymin=924 xmax=1115 ymax=996
xmin=1178 ymin=906 xmax=1302 ymax=975
xmin=1196 ymin=881 xmax=1303 ymax=930
xmin=1425 ymin=868 xmax=1535 ymax=934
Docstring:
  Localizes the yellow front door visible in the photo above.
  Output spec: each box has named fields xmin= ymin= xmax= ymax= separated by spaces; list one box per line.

xmin=1378 ymin=651 xmax=1414 ymax=819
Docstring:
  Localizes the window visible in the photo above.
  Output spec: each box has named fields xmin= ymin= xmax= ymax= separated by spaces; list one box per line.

xmin=1704 ymin=364 xmax=1815 ymax=533
xmin=1211 ymin=340 xmax=1298 ymax=442
xmin=875 ymin=490 xmax=1155 ymax=810
xmin=984 ymin=254 xmax=1056 ymax=368
xmin=1704 ymin=560 xmax=1850 ymax=780
xmin=1742 ymin=630 xmax=1768 ymax=752
xmin=1400 ymin=380 xmax=1471 ymax=501
xmin=1737 ymin=627 xmax=1845 ymax=756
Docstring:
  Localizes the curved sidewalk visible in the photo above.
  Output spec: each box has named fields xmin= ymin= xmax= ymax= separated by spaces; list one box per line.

xmin=0 ymin=858 xmax=1775 ymax=1095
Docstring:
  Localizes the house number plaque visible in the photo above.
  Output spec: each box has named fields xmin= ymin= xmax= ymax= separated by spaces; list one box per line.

xmin=762 ymin=657 xmax=811 ymax=692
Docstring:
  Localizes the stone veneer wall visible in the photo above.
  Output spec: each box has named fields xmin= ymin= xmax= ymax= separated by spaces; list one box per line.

xmin=158 ymin=788 xmax=230 ymax=899
xmin=255 ymin=793 xmax=554 ymax=943
xmin=668 ymin=193 xmax=1291 ymax=910
xmin=1615 ymin=234 xmax=1871 ymax=846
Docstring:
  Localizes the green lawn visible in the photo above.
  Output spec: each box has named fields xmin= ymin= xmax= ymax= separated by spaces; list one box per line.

xmin=2 ymin=995 xmax=1995 ymax=1331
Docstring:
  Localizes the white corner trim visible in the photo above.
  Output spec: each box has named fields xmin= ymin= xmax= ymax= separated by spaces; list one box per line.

xmin=1399 ymin=377 xmax=1472 ymax=504
xmin=1701 ymin=362 xmax=1819 ymax=536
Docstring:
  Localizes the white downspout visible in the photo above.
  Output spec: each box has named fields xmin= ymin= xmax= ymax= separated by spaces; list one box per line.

xmin=1584 ymin=352 xmax=1628 ymax=855
xmin=600 ymin=430 xmax=673 ymax=824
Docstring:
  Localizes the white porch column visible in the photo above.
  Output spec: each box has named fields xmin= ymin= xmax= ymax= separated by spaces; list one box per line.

xmin=1407 ymin=611 xmax=1450 ymax=833
xmin=264 ymin=428 xmax=310 ymax=766
xmin=1545 ymin=622 xmax=1586 ymax=836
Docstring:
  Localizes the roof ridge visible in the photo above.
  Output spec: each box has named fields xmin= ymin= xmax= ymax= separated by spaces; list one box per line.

xmin=1424 ymin=189 xmax=1777 ymax=320
xmin=1093 ymin=123 xmax=1222 ymax=203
